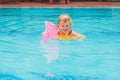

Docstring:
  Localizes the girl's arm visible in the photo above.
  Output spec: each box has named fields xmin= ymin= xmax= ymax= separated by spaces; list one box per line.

xmin=72 ymin=31 xmax=86 ymax=40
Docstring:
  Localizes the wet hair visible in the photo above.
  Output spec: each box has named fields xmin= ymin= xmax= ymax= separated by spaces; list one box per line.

xmin=58 ymin=14 xmax=72 ymax=27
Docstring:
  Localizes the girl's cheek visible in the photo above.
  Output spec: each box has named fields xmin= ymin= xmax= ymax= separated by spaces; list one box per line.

xmin=66 ymin=26 xmax=69 ymax=28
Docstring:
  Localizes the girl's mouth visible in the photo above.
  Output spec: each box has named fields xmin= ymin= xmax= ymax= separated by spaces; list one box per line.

xmin=63 ymin=29 xmax=67 ymax=31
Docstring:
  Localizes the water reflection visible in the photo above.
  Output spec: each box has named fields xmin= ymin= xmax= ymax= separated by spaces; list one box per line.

xmin=41 ymin=40 xmax=59 ymax=64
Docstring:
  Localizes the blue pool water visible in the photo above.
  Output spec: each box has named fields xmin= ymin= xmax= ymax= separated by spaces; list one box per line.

xmin=0 ymin=7 xmax=120 ymax=80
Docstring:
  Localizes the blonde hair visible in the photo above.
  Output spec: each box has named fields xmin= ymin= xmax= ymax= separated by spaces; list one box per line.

xmin=58 ymin=14 xmax=72 ymax=27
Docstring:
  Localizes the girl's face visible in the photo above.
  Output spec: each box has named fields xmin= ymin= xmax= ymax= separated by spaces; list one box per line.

xmin=58 ymin=21 xmax=71 ymax=35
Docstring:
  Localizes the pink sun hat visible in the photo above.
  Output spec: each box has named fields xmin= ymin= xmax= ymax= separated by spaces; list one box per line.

xmin=41 ymin=21 xmax=58 ymax=42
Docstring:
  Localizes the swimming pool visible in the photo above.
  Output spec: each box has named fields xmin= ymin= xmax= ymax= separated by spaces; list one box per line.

xmin=0 ymin=7 xmax=120 ymax=80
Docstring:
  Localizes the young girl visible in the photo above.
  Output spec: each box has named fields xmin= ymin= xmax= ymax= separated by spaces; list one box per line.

xmin=57 ymin=14 xmax=85 ymax=39
xmin=42 ymin=14 xmax=85 ymax=40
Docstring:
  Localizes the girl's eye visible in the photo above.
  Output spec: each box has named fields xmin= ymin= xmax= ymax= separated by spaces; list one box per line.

xmin=66 ymin=25 xmax=69 ymax=27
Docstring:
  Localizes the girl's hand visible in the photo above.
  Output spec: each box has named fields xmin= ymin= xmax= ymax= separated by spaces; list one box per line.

xmin=41 ymin=31 xmax=47 ymax=37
